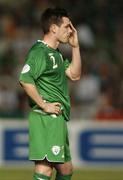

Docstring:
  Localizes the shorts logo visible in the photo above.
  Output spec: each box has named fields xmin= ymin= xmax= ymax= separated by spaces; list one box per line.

xmin=52 ymin=146 xmax=60 ymax=155
xmin=21 ymin=64 xmax=30 ymax=74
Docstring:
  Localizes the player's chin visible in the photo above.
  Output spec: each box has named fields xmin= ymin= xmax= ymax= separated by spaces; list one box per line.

xmin=60 ymin=38 xmax=69 ymax=44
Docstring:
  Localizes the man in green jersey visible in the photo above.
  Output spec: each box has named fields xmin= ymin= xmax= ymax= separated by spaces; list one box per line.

xmin=19 ymin=8 xmax=81 ymax=180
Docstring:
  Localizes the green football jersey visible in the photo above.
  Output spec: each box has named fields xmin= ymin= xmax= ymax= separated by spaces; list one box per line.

xmin=19 ymin=40 xmax=71 ymax=121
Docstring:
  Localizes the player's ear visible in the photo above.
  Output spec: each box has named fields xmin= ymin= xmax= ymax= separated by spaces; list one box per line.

xmin=50 ymin=24 xmax=58 ymax=33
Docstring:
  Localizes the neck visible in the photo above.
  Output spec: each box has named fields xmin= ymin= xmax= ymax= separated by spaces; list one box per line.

xmin=43 ymin=34 xmax=59 ymax=49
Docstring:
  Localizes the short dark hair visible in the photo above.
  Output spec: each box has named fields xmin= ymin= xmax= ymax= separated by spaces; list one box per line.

xmin=41 ymin=8 xmax=69 ymax=34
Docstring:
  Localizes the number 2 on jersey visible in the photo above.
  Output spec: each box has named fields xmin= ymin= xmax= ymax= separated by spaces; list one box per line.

xmin=49 ymin=54 xmax=58 ymax=69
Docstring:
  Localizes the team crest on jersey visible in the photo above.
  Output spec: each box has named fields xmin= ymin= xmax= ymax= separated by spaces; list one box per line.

xmin=52 ymin=146 xmax=60 ymax=155
xmin=21 ymin=64 xmax=30 ymax=74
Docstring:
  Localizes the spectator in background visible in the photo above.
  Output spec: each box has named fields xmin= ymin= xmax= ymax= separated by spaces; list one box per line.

xmin=73 ymin=67 xmax=101 ymax=119
xmin=0 ymin=47 xmax=17 ymax=76
xmin=0 ymin=84 xmax=19 ymax=117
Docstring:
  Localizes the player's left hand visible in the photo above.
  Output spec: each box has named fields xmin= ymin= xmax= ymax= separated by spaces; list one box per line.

xmin=68 ymin=22 xmax=79 ymax=48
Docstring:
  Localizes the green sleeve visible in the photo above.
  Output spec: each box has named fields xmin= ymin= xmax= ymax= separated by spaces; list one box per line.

xmin=64 ymin=58 xmax=70 ymax=70
xmin=19 ymin=47 xmax=46 ymax=84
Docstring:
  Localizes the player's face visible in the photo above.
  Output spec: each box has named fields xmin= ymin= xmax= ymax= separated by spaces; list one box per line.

xmin=56 ymin=17 xmax=72 ymax=43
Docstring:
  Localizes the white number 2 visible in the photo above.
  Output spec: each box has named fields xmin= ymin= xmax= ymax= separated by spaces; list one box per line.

xmin=49 ymin=55 xmax=58 ymax=69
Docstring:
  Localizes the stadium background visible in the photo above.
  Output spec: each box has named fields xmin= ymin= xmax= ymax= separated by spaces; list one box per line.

xmin=0 ymin=0 xmax=123 ymax=179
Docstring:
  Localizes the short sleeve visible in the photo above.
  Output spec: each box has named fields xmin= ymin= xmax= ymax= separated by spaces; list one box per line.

xmin=19 ymin=47 xmax=46 ymax=85
xmin=64 ymin=59 xmax=70 ymax=70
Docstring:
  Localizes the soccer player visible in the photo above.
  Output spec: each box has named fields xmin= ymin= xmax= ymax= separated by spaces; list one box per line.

xmin=19 ymin=8 xmax=81 ymax=180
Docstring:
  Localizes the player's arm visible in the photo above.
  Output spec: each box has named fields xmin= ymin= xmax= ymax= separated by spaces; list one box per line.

xmin=20 ymin=81 xmax=61 ymax=115
xmin=65 ymin=22 xmax=81 ymax=81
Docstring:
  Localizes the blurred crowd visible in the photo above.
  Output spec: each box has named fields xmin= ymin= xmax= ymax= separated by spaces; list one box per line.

xmin=0 ymin=0 xmax=123 ymax=120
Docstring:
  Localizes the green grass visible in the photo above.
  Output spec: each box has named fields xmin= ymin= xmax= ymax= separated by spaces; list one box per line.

xmin=0 ymin=167 xmax=123 ymax=180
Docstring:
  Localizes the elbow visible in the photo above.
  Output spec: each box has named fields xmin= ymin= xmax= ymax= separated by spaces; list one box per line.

xmin=66 ymin=68 xmax=81 ymax=81
xmin=19 ymin=81 xmax=29 ymax=89
xmin=19 ymin=81 xmax=25 ymax=87
xmin=70 ymin=74 xmax=81 ymax=81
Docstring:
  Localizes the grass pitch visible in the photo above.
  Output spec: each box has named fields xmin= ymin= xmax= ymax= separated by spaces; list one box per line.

xmin=0 ymin=167 xmax=123 ymax=180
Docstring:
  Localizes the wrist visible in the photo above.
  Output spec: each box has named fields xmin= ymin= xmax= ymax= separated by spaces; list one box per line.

xmin=40 ymin=101 xmax=46 ymax=110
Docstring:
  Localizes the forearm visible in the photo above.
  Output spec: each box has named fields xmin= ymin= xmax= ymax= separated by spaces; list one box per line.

xmin=71 ymin=46 xmax=81 ymax=78
xmin=20 ymin=81 xmax=61 ymax=114
xmin=66 ymin=46 xmax=81 ymax=80
xmin=20 ymin=82 xmax=45 ymax=109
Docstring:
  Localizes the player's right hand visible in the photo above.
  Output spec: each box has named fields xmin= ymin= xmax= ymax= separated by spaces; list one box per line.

xmin=42 ymin=102 xmax=62 ymax=115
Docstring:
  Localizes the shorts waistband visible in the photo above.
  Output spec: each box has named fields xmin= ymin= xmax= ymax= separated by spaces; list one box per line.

xmin=33 ymin=109 xmax=58 ymax=118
